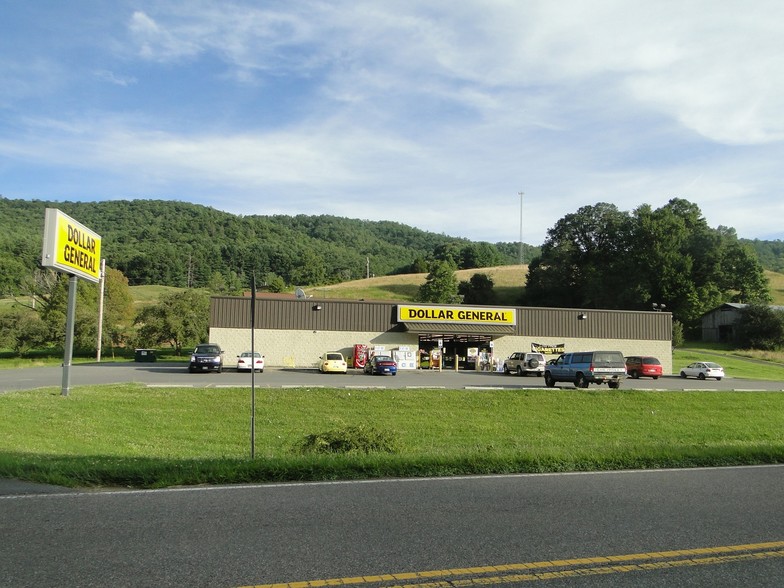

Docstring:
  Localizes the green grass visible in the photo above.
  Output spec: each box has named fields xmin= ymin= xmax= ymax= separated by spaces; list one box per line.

xmin=1 ymin=384 xmax=782 ymax=489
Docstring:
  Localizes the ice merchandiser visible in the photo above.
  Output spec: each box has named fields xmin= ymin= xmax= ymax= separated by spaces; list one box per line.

xmin=392 ymin=347 xmax=416 ymax=370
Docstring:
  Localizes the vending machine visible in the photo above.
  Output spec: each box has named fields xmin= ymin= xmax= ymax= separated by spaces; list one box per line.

xmin=392 ymin=346 xmax=417 ymax=370
xmin=352 ymin=344 xmax=368 ymax=368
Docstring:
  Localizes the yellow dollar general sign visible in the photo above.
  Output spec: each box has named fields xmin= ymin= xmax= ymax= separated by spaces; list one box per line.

xmin=41 ymin=208 xmax=102 ymax=283
xmin=397 ymin=304 xmax=516 ymax=325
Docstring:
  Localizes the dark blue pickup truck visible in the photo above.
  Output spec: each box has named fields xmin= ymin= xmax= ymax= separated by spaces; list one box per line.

xmin=544 ymin=351 xmax=627 ymax=389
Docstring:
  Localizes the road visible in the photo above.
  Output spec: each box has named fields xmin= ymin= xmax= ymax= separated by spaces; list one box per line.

xmin=1 ymin=466 xmax=783 ymax=587
xmin=3 ymin=365 xmax=783 ymax=586
xmin=3 ymin=361 xmax=784 ymax=393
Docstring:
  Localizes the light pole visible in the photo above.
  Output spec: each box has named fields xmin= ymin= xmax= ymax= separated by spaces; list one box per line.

xmin=518 ymin=191 xmax=524 ymax=265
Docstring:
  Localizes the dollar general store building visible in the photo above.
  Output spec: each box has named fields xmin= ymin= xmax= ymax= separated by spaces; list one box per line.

xmin=209 ymin=295 xmax=673 ymax=373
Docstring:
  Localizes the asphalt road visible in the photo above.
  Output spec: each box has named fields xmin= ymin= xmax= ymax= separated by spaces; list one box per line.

xmin=2 ymin=466 xmax=783 ymax=587
xmin=3 ymin=361 xmax=784 ymax=393
xmin=2 ymin=365 xmax=783 ymax=586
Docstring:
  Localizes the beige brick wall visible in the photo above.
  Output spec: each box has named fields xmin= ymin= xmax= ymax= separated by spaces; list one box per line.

xmin=211 ymin=328 xmax=419 ymax=369
xmin=211 ymin=327 xmax=673 ymax=374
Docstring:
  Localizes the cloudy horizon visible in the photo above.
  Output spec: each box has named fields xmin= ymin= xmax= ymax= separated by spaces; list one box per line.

xmin=2 ymin=1 xmax=783 ymax=246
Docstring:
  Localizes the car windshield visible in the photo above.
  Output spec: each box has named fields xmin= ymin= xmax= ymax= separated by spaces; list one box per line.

xmin=704 ymin=362 xmax=722 ymax=368
xmin=593 ymin=352 xmax=622 ymax=363
xmin=197 ymin=346 xmax=220 ymax=354
xmin=375 ymin=356 xmax=393 ymax=362
xmin=643 ymin=357 xmax=661 ymax=365
xmin=241 ymin=352 xmax=260 ymax=358
xmin=326 ymin=353 xmax=342 ymax=360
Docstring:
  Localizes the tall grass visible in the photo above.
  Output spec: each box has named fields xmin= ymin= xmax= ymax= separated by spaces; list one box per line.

xmin=1 ymin=384 xmax=781 ymax=488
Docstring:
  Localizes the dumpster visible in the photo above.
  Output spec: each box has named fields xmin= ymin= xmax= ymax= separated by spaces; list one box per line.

xmin=135 ymin=348 xmax=157 ymax=362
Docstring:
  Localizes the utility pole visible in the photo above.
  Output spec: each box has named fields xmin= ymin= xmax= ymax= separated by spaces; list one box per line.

xmin=518 ymin=191 xmax=524 ymax=265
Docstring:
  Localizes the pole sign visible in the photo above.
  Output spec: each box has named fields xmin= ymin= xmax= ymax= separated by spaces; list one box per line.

xmin=41 ymin=209 xmax=102 ymax=283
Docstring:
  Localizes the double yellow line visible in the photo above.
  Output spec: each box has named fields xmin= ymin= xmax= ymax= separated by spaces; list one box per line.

xmin=244 ymin=541 xmax=784 ymax=587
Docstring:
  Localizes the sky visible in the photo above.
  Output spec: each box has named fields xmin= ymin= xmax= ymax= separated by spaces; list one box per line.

xmin=2 ymin=1 xmax=783 ymax=246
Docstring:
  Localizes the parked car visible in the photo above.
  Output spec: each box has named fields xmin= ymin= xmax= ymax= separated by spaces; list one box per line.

xmin=364 ymin=355 xmax=397 ymax=376
xmin=625 ymin=356 xmax=663 ymax=379
xmin=544 ymin=350 xmax=626 ymax=389
xmin=680 ymin=362 xmax=724 ymax=380
xmin=236 ymin=351 xmax=265 ymax=372
xmin=503 ymin=352 xmax=546 ymax=376
xmin=319 ymin=352 xmax=348 ymax=374
xmin=188 ymin=343 xmax=223 ymax=373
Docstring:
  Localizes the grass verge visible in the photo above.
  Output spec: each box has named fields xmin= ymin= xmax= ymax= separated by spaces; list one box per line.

xmin=1 ymin=384 xmax=782 ymax=489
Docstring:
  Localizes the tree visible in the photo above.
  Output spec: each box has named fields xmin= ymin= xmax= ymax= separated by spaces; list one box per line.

xmin=736 ymin=304 xmax=784 ymax=350
xmin=525 ymin=198 xmax=771 ymax=334
xmin=417 ymin=259 xmax=459 ymax=303
xmin=458 ymin=273 xmax=497 ymax=305
xmin=458 ymin=243 xmax=503 ymax=270
xmin=134 ymin=290 xmax=210 ymax=354
xmin=0 ymin=308 xmax=50 ymax=356
xmin=102 ymin=267 xmax=136 ymax=356
xmin=265 ymin=273 xmax=286 ymax=293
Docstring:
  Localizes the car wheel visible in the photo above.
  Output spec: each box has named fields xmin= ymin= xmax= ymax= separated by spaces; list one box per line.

xmin=259 ymin=369 xmax=264 ymax=373
xmin=652 ymin=376 xmax=658 ymax=380
xmin=504 ymin=365 xmax=511 ymax=375
xmin=715 ymin=377 xmax=722 ymax=381
xmin=630 ymin=370 xmax=639 ymax=379
xmin=516 ymin=366 xmax=524 ymax=376
xmin=544 ymin=373 xmax=555 ymax=388
xmin=217 ymin=366 xmax=222 ymax=374
xmin=188 ymin=366 xmax=195 ymax=373
xmin=608 ymin=381 xmax=620 ymax=389
xmin=698 ymin=373 xmax=706 ymax=380
xmin=680 ymin=371 xmax=687 ymax=378
xmin=575 ymin=373 xmax=589 ymax=389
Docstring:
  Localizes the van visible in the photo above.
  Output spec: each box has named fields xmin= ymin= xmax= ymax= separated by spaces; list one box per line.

xmin=544 ymin=351 xmax=626 ymax=389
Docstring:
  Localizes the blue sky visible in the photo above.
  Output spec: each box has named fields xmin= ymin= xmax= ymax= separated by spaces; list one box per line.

xmin=2 ymin=1 xmax=783 ymax=245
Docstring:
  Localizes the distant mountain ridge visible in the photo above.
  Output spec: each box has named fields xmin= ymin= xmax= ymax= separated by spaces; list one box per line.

xmin=0 ymin=197 xmax=532 ymax=290
xmin=1 ymin=196 xmax=781 ymax=292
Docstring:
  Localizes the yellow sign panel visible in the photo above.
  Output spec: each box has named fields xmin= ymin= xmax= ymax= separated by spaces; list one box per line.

xmin=397 ymin=304 xmax=516 ymax=325
xmin=41 ymin=209 xmax=102 ymax=283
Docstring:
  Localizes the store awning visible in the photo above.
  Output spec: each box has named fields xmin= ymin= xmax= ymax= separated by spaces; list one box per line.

xmin=402 ymin=322 xmax=515 ymax=335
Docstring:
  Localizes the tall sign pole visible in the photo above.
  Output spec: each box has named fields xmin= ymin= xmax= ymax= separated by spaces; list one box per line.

xmin=41 ymin=209 xmax=102 ymax=396
xmin=96 ymin=258 xmax=106 ymax=362
xmin=250 ymin=272 xmax=257 ymax=459
xmin=61 ymin=274 xmax=79 ymax=396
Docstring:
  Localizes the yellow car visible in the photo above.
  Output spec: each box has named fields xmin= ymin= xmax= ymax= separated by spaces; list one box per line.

xmin=319 ymin=352 xmax=348 ymax=374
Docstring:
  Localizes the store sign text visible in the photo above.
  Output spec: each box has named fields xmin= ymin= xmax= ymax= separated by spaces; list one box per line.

xmin=398 ymin=305 xmax=516 ymax=325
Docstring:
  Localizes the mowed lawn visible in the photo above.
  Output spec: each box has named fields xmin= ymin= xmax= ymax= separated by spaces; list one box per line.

xmin=1 ymin=384 xmax=782 ymax=488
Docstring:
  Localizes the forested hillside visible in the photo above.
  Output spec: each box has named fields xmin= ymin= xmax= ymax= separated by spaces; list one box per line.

xmin=0 ymin=197 xmax=535 ymax=293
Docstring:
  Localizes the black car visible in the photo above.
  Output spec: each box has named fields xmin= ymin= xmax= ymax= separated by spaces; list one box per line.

xmin=189 ymin=343 xmax=224 ymax=373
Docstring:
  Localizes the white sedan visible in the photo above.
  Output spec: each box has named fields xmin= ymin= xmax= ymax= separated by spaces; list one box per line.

xmin=679 ymin=362 xmax=724 ymax=380
xmin=236 ymin=351 xmax=265 ymax=372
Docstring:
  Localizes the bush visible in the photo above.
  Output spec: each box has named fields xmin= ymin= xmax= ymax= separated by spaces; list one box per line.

xmin=298 ymin=425 xmax=401 ymax=454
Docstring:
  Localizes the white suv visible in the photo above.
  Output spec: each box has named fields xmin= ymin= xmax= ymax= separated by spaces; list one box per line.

xmin=503 ymin=352 xmax=546 ymax=377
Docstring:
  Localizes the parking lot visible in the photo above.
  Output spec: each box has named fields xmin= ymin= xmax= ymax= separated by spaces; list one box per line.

xmin=3 ymin=362 xmax=784 ymax=393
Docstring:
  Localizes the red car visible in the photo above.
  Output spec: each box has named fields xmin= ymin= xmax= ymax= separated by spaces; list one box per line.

xmin=625 ymin=356 xmax=663 ymax=379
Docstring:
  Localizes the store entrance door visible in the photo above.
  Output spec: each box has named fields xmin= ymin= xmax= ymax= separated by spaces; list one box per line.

xmin=417 ymin=333 xmax=493 ymax=370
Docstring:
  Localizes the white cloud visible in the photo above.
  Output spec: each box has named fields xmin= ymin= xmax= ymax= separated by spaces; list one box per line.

xmin=2 ymin=0 xmax=784 ymax=244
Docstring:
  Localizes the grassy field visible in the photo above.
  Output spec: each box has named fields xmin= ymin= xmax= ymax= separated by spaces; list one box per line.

xmin=308 ymin=265 xmax=528 ymax=305
xmin=1 ymin=384 xmax=782 ymax=489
